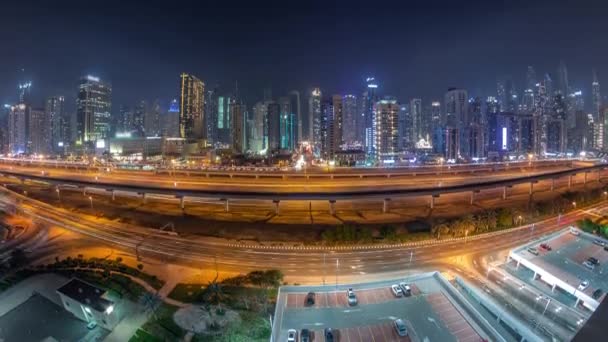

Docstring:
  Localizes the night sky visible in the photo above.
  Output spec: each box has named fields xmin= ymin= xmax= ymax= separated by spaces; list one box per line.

xmin=1 ymin=0 xmax=607 ymax=110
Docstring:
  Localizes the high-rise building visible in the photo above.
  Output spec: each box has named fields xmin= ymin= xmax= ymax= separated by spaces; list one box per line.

xmin=557 ymin=60 xmax=569 ymax=96
xmin=409 ymin=98 xmax=422 ymax=143
xmin=217 ymin=95 xmax=232 ymax=145
xmin=204 ymin=87 xmax=218 ymax=144
xmin=231 ymin=102 xmax=246 ymax=153
xmin=288 ymin=90 xmax=301 ymax=146
xmin=374 ymin=99 xmax=399 ymax=161
xmin=592 ymin=69 xmax=602 ymax=120
xmin=398 ymin=104 xmax=411 ymax=150
xmin=45 ymin=96 xmax=67 ymax=153
xmin=279 ymin=97 xmax=294 ymax=150
xmin=430 ymin=101 xmax=442 ymax=150
xmin=266 ymin=102 xmax=281 ymax=153
xmin=133 ymin=100 xmax=146 ymax=136
xmin=250 ymin=101 xmax=267 ymax=153
xmin=162 ymin=99 xmax=180 ymax=137
xmin=179 ymin=73 xmax=205 ymax=140
xmin=445 ymin=88 xmax=468 ymax=158
xmin=18 ymin=81 xmax=32 ymax=104
xmin=363 ymin=77 xmax=378 ymax=155
xmin=526 ymin=66 xmax=537 ymax=92
xmin=8 ymin=104 xmax=28 ymax=155
xmin=28 ymin=108 xmax=51 ymax=155
xmin=145 ymin=100 xmax=161 ymax=137
xmin=76 ymin=75 xmax=112 ymax=145
xmin=342 ymin=95 xmax=357 ymax=145
xmin=309 ymin=88 xmax=322 ymax=154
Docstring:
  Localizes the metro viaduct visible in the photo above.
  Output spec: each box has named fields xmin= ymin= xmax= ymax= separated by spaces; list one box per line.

xmin=1 ymin=162 xmax=608 ymax=216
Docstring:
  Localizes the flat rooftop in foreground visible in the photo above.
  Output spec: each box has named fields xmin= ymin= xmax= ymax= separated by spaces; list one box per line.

xmin=272 ymin=272 xmax=499 ymax=342
xmin=510 ymin=228 xmax=608 ymax=310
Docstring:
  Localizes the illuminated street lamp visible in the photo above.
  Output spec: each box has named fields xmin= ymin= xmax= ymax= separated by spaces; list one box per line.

xmin=572 ymin=201 xmax=577 ymax=208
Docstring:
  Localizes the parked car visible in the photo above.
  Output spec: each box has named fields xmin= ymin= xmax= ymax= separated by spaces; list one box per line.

xmin=539 ymin=243 xmax=552 ymax=251
xmin=588 ymin=257 xmax=599 ymax=265
xmin=527 ymin=247 xmax=539 ymax=256
xmin=399 ymin=282 xmax=412 ymax=296
xmin=391 ymin=284 xmax=403 ymax=297
xmin=594 ymin=239 xmax=606 ymax=247
xmin=300 ymin=329 xmax=311 ymax=342
xmin=347 ymin=288 xmax=358 ymax=306
xmin=305 ymin=292 xmax=315 ymax=306
xmin=583 ymin=260 xmax=596 ymax=270
xmin=592 ymin=289 xmax=603 ymax=299
xmin=394 ymin=319 xmax=408 ymax=337
xmin=578 ymin=280 xmax=590 ymax=291
xmin=570 ymin=227 xmax=580 ymax=235
xmin=324 ymin=328 xmax=336 ymax=342
xmin=287 ymin=329 xmax=297 ymax=342
xmin=86 ymin=321 xmax=97 ymax=330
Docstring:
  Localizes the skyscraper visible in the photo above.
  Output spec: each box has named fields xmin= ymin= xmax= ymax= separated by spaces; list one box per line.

xmin=45 ymin=96 xmax=66 ymax=153
xmin=309 ymin=88 xmax=322 ymax=154
xmin=204 ymin=88 xmax=218 ymax=144
xmin=288 ymin=90 xmax=301 ymax=146
xmin=342 ymin=95 xmax=357 ymax=145
xmin=409 ymin=98 xmax=422 ymax=142
xmin=163 ymin=99 xmax=180 ymax=137
xmin=179 ymin=73 xmax=205 ymax=140
xmin=266 ymin=102 xmax=281 ymax=153
xmin=8 ymin=104 xmax=28 ymax=155
xmin=320 ymin=96 xmax=343 ymax=159
xmin=76 ymin=75 xmax=112 ymax=145
xmin=526 ymin=66 xmax=537 ymax=92
xmin=363 ymin=77 xmax=378 ymax=155
xmin=592 ymin=69 xmax=602 ymax=120
xmin=145 ymin=100 xmax=161 ymax=137
xmin=231 ymin=101 xmax=246 ymax=153
xmin=250 ymin=101 xmax=267 ymax=153
xmin=444 ymin=88 xmax=468 ymax=158
xmin=557 ymin=61 xmax=570 ymax=96
xmin=133 ymin=100 xmax=146 ymax=136
xmin=374 ymin=99 xmax=399 ymax=161
xmin=28 ymin=108 xmax=51 ymax=155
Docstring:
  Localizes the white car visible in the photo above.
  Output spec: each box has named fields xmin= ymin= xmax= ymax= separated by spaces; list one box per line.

xmin=570 ymin=227 xmax=580 ymax=236
xmin=578 ymin=281 xmax=590 ymax=291
xmin=391 ymin=284 xmax=403 ymax=297
xmin=399 ymin=282 xmax=411 ymax=296
xmin=287 ymin=329 xmax=297 ymax=342
xmin=583 ymin=260 xmax=596 ymax=270
xmin=527 ymin=247 xmax=539 ymax=256
xmin=347 ymin=288 xmax=358 ymax=306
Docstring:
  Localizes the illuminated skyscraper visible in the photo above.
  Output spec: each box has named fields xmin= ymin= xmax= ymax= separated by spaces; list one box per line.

xmin=526 ymin=66 xmax=537 ymax=92
xmin=374 ymin=99 xmax=399 ymax=161
xmin=266 ymin=102 xmax=281 ymax=153
xmin=204 ymin=88 xmax=218 ymax=144
xmin=363 ymin=77 xmax=378 ymax=155
xmin=133 ymin=100 xmax=146 ymax=136
xmin=45 ymin=96 xmax=67 ymax=152
xmin=309 ymin=88 xmax=322 ymax=153
xmin=28 ymin=107 xmax=51 ymax=154
xmin=342 ymin=94 xmax=357 ymax=145
xmin=163 ymin=99 xmax=180 ymax=137
xmin=409 ymin=98 xmax=422 ymax=142
xmin=251 ymin=101 xmax=267 ymax=152
xmin=8 ymin=104 xmax=28 ymax=154
xmin=145 ymin=100 xmax=161 ymax=137
xmin=179 ymin=73 xmax=205 ymax=140
xmin=592 ymin=69 xmax=601 ymax=120
xmin=319 ymin=96 xmax=343 ymax=159
xmin=76 ymin=75 xmax=112 ymax=145
xmin=288 ymin=90 xmax=301 ymax=146
xmin=445 ymin=88 xmax=468 ymax=158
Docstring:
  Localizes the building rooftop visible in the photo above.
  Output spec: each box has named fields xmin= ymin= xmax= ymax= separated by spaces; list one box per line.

xmin=56 ymin=278 xmax=113 ymax=313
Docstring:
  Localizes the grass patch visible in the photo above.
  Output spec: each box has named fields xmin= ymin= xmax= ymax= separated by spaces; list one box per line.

xmin=128 ymin=328 xmax=163 ymax=342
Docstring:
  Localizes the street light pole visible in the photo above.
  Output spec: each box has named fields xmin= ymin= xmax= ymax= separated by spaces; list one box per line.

xmin=88 ymin=196 xmax=93 ymax=209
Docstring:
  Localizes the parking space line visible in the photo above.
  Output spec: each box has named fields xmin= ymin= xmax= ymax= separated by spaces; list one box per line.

xmin=370 ymin=324 xmax=385 ymax=342
xmin=358 ymin=326 xmax=373 ymax=342
xmin=347 ymin=327 xmax=360 ymax=342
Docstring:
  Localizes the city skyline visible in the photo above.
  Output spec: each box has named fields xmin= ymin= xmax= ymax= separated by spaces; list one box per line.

xmin=1 ymin=0 xmax=607 ymax=108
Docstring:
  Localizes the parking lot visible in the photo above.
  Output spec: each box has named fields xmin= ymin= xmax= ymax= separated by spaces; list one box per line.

xmin=273 ymin=272 xmax=490 ymax=342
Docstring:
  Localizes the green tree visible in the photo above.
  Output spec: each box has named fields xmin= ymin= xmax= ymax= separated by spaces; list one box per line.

xmin=496 ymin=208 xmax=513 ymax=228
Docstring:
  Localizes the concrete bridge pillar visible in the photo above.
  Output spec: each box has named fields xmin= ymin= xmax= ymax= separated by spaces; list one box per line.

xmin=111 ymin=190 xmax=116 ymax=201
xmin=569 ymin=175 xmax=573 ymax=188
xmin=82 ymin=187 xmax=86 ymax=196
xmin=255 ymin=174 xmax=259 ymax=180
xmin=551 ymin=178 xmax=555 ymax=191
xmin=502 ymin=186 xmax=507 ymax=200
xmin=470 ymin=191 xmax=475 ymax=205
xmin=180 ymin=196 xmax=185 ymax=210
xmin=206 ymin=173 xmax=210 ymax=178
xmin=273 ymin=200 xmax=280 ymax=215
xmin=574 ymin=297 xmax=581 ymax=308
xmin=598 ymin=169 xmax=602 ymax=182
xmin=584 ymin=172 xmax=588 ymax=185
xmin=430 ymin=195 xmax=438 ymax=209
xmin=141 ymin=193 xmax=147 ymax=204
xmin=383 ymin=198 xmax=391 ymax=213
xmin=552 ymin=283 xmax=557 ymax=292
xmin=224 ymin=199 xmax=230 ymax=212
xmin=329 ymin=200 xmax=336 ymax=215
xmin=529 ymin=182 xmax=534 ymax=195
